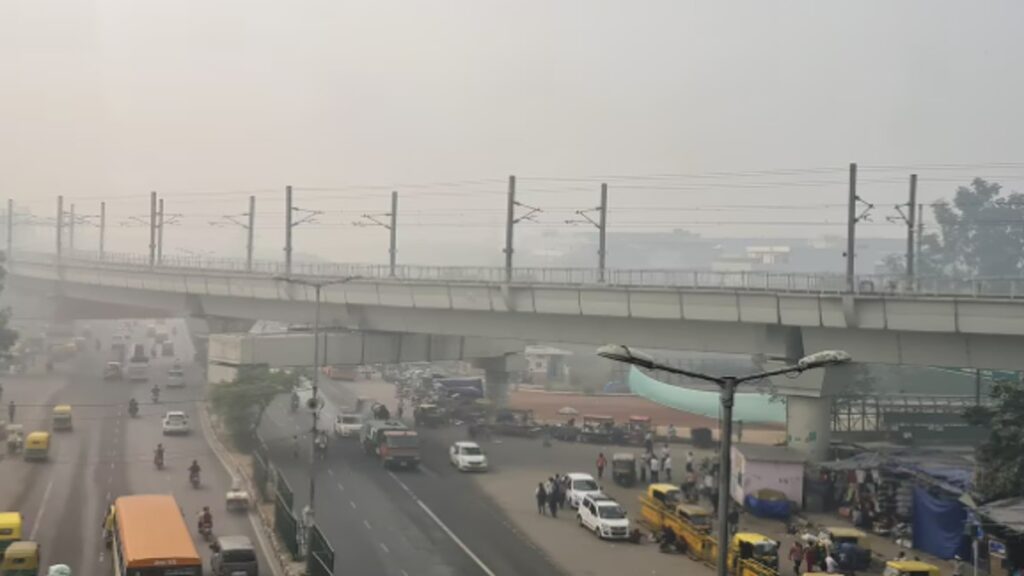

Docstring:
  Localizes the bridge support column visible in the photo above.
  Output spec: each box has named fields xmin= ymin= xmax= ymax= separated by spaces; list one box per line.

xmin=472 ymin=354 xmax=527 ymax=402
xmin=768 ymin=367 xmax=833 ymax=461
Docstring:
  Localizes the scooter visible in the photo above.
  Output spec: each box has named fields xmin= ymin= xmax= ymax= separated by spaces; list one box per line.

xmin=198 ymin=520 xmax=213 ymax=542
xmin=190 ymin=471 xmax=200 ymax=489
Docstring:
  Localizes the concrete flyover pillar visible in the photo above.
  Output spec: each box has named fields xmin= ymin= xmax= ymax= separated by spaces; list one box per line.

xmin=767 ymin=366 xmax=834 ymax=461
xmin=472 ymin=354 xmax=527 ymax=402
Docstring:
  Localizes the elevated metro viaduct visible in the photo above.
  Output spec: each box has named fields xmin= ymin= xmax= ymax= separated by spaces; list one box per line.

xmin=9 ymin=252 xmax=1024 ymax=459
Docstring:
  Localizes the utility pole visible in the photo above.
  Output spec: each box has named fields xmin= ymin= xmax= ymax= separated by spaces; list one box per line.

xmin=149 ymin=191 xmax=157 ymax=267
xmin=916 ymin=203 xmax=924 ymax=282
xmin=906 ymin=175 xmax=917 ymax=283
xmin=247 ymin=195 xmax=255 ymax=272
xmin=157 ymin=198 xmax=165 ymax=265
xmin=285 ymin=185 xmax=293 ymax=277
xmin=599 ymin=183 xmax=608 ymax=282
xmin=504 ymin=175 xmax=516 ymax=282
xmin=69 ymin=204 xmax=76 ymax=253
xmin=99 ymin=201 xmax=106 ymax=259
xmin=57 ymin=195 xmax=64 ymax=260
xmin=6 ymin=199 xmax=13 ymax=259
xmin=354 ymin=192 xmax=399 ymax=276
xmin=845 ymin=162 xmax=857 ymax=292
xmin=389 ymin=191 xmax=398 ymax=277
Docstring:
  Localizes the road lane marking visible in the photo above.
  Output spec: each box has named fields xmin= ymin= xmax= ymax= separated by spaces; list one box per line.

xmin=327 ymin=468 xmax=334 ymax=477
xmin=363 ymin=520 xmax=372 ymax=530
xmin=387 ymin=472 xmax=497 ymax=576
xmin=349 ymin=501 xmax=357 ymax=509
xmin=379 ymin=543 xmax=389 ymax=554
xmin=29 ymin=479 xmax=55 ymax=540
xmin=401 ymin=571 xmax=409 ymax=576
xmin=419 ymin=464 xmax=439 ymax=479
xmin=337 ymin=482 xmax=344 ymax=492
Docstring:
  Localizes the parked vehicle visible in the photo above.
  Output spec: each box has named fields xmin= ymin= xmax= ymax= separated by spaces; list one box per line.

xmin=449 ymin=441 xmax=488 ymax=472
xmin=623 ymin=415 xmax=653 ymax=445
xmin=884 ymin=560 xmax=940 ymax=576
xmin=379 ymin=430 xmax=420 ymax=470
xmin=166 ymin=367 xmax=186 ymax=388
xmin=564 ymin=472 xmax=603 ymax=509
xmin=413 ymin=404 xmax=447 ymax=427
xmin=492 ymin=408 xmax=542 ymax=438
xmin=612 ymin=453 xmax=637 ymax=487
xmin=577 ymin=494 xmax=630 ymax=540
xmin=578 ymin=415 xmax=619 ymax=444
xmin=103 ymin=361 xmax=123 ymax=381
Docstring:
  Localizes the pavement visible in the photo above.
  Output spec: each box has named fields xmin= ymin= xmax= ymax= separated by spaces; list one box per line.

xmin=258 ymin=378 xmax=567 ymax=576
xmin=0 ymin=319 xmax=273 ymax=576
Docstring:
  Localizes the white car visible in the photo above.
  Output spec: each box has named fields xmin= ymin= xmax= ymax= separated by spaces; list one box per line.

xmin=162 ymin=411 xmax=190 ymax=435
xmin=449 ymin=441 xmax=489 ymax=472
xmin=577 ymin=494 xmax=631 ymax=540
xmin=565 ymin=472 xmax=603 ymax=509
xmin=166 ymin=367 xmax=186 ymax=388
xmin=334 ymin=413 xmax=363 ymax=438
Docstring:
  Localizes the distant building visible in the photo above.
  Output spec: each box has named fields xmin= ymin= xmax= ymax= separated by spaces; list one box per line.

xmin=524 ymin=345 xmax=572 ymax=385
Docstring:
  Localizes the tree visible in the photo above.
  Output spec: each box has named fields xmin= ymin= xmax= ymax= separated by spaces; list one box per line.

xmin=0 ymin=265 xmax=19 ymax=360
xmin=208 ymin=366 xmax=299 ymax=446
xmin=963 ymin=379 xmax=1024 ymax=501
xmin=889 ymin=178 xmax=1024 ymax=278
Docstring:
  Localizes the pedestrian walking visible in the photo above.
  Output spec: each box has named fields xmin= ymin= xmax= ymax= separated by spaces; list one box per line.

xmin=547 ymin=478 xmax=559 ymax=518
xmin=535 ymin=482 xmax=547 ymax=515
xmin=686 ymin=451 xmax=694 ymax=472
xmin=639 ymin=452 xmax=648 ymax=483
xmin=7 ymin=400 xmax=14 ymax=423
xmin=661 ymin=443 xmax=670 ymax=460
xmin=644 ymin=431 xmax=654 ymax=453
xmin=667 ymin=423 xmax=677 ymax=440
xmin=663 ymin=454 xmax=672 ymax=482
xmin=804 ymin=544 xmax=818 ymax=575
xmin=825 ymin=554 xmax=838 ymax=574
xmin=953 ymin=556 xmax=964 ymax=576
xmin=596 ymin=453 xmax=607 ymax=479
xmin=559 ymin=475 xmax=569 ymax=509
xmin=789 ymin=541 xmax=804 ymax=575
xmin=649 ymin=453 xmax=661 ymax=483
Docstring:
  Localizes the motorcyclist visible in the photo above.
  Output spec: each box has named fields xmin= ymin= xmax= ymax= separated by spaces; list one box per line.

xmin=154 ymin=444 xmax=165 ymax=468
xmin=188 ymin=460 xmax=201 ymax=484
xmin=290 ymin=391 xmax=300 ymax=412
xmin=7 ymin=401 xmax=14 ymax=423
xmin=197 ymin=506 xmax=213 ymax=536
xmin=151 ymin=384 xmax=160 ymax=403
xmin=128 ymin=398 xmax=139 ymax=417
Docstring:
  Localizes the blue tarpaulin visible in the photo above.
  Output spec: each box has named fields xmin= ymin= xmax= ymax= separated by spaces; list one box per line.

xmin=744 ymin=495 xmax=791 ymax=520
xmin=912 ymin=486 xmax=971 ymax=560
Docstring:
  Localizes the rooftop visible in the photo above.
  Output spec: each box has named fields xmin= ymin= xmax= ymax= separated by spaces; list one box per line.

xmin=734 ymin=443 xmax=806 ymax=464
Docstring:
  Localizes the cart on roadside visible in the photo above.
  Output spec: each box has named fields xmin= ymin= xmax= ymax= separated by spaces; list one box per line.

xmin=225 ymin=479 xmax=251 ymax=513
xmin=6 ymin=424 xmax=24 ymax=455
xmin=578 ymin=415 xmax=619 ymax=444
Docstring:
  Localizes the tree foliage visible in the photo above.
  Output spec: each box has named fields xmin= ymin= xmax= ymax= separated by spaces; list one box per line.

xmin=963 ymin=380 xmax=1024 ymax=501
xmin=889 ymin=178 xmax=1024 ymax=277
xmin=208 ymin=366 xmax=298 ymax=446
xmin=0 ymin=265 xmax=18 ymax=359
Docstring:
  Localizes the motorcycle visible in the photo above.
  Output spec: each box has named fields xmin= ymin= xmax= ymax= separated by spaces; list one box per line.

xmin=128 ymin=401 xmax=139 ymax=418
xmin=190 ymin=470 xmax=200 ymax=489
xmin=154 ymin=452 xmax=164 ymax=470
xmin=198 ymin=519 xmax=213 ymax=542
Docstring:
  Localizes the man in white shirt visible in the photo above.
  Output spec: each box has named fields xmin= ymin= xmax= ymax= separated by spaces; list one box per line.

xmin=663 ymin=455 xmax=673 ymax=482
xmin=649 ymin=454 xmax=661 ymax=483
xmin=825 ymin=554 xmax=839 ymax=574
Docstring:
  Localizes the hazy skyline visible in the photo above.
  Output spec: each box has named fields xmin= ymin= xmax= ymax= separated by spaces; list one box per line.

xmin=3 ymin=1 xmax=1024 ymax=265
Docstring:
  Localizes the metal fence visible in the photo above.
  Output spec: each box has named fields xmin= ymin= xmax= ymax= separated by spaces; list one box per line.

xmin=307 ymin=524 xmax=335 ymax=576
xmin=273 ymin=491 xmax=299 ymax=557
xmin=276 ymin=468 xmax=294 ymax=510
xmin=252 ymin=440 xmax=270 ymax=502
xmin=17 ymin=249 xmax=1024 ymax=299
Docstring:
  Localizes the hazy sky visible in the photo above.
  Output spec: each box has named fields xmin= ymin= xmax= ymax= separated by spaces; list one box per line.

xmin=3 ymin=1 xmax=1024 ymax=264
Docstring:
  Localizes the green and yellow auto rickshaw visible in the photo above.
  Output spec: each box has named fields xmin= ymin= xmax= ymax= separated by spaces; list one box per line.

xmin=1 ymin=541 xmax=40 ymax=576
xmin=0 ymin=512 xmax=23 ymax=557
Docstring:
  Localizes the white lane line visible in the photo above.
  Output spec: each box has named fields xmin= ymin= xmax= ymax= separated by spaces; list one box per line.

xmin=349 ymin=501 xmax=357 ymax=510
xmin=388 ymin=472 xmax=497 ymax=576
xmin=337 ymin=482 xmax=344 ymax=492
xmin=379 ymin=543 xmax=390 ymax=554
xmin=363 ymin=520 xmax=373 ymax=530
xmin=29 ymin=479 xmax=55 ymax=540
xmin=327 ymin=468 xmax=335 ymax=477
xmin=401 ymin=571 xmax=409 ymax=576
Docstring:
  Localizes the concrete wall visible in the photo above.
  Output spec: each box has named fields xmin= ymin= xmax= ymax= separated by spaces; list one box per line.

xmin=731 ymin=449 xmax=804 ymax=506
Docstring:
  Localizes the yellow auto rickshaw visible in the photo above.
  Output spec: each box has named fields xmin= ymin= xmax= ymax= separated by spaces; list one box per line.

xmin=825 ymin=526 xmax=872 ymax=570
xmin=883 ymin=560 xmax=940 ymax=576
xmin=23 ymin=432 xmax=50 ymax=461
xmin=51 ymin=405 xmax=72 ymax=432
xmin=0 ymin=512 xmax=24 ymax=556
xmin=1 ymin=541 xmax=40 ymax=576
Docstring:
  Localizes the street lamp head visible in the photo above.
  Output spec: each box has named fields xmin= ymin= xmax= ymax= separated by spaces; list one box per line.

xmin=797 ymin=350 xmax=852 ymax=370
xmin=596 ymin=344 xmax=656 ymax=367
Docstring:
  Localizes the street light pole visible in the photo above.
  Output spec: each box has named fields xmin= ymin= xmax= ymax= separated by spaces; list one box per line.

xmin=596 ymin=345 xmax=850 ymax=576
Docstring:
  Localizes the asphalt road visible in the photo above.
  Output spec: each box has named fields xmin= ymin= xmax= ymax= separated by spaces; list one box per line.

xmin=259 ymin=382 xmax=566 ymax=576
xmin=0 ymin=319 xmax=273 ymax=576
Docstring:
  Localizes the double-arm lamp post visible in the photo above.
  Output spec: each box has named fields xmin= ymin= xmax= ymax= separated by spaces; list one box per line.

xmin=596 ymin=345 xmax=851 ymax=576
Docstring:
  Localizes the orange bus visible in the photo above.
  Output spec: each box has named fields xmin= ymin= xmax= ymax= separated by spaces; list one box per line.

xmin=111 ymin=494 xmax=201 ymax=576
